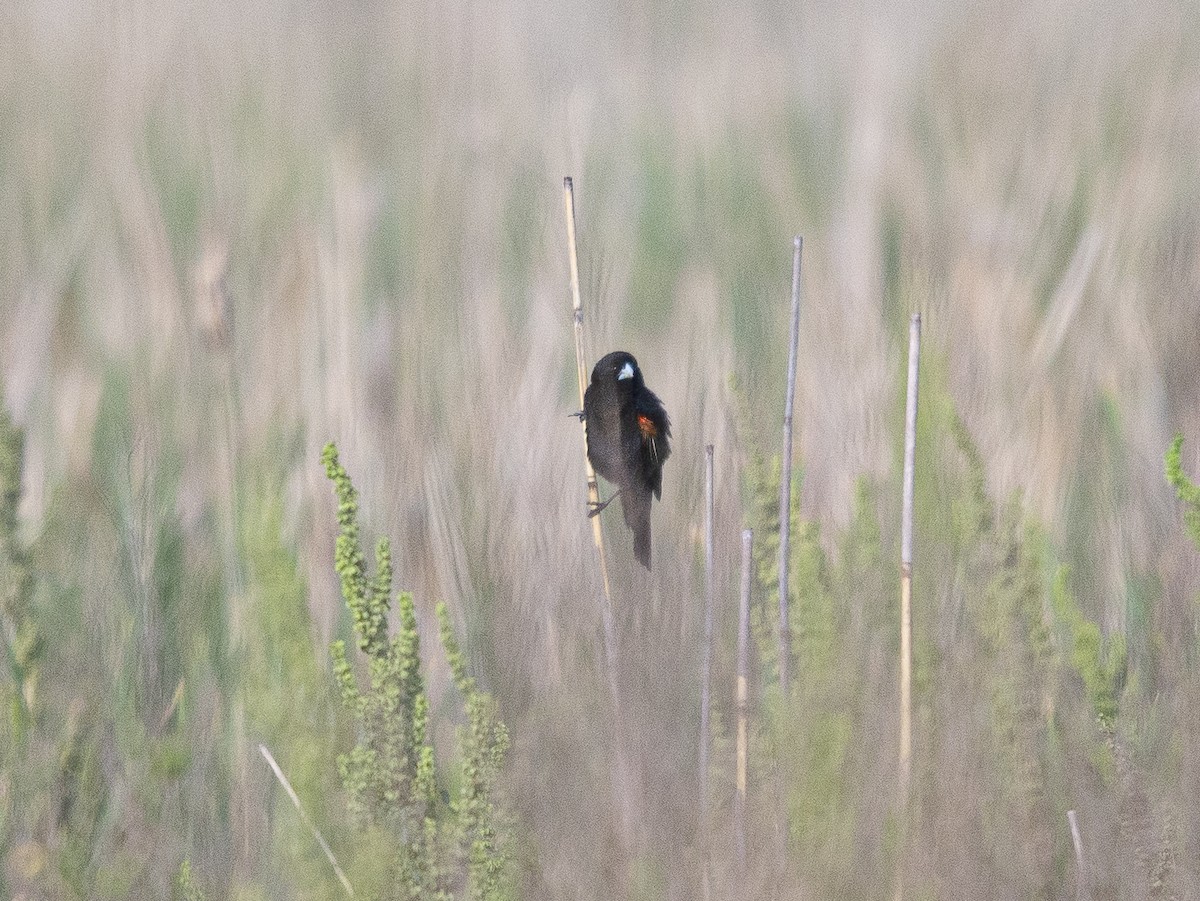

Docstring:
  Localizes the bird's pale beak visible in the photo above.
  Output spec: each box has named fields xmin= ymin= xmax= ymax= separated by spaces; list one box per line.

xmin=617 ymin=362 xmax=634 ymax=381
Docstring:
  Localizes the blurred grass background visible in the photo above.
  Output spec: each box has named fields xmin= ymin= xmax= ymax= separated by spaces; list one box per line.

xmin=2 ymin=0 xmax=1200 ymax=896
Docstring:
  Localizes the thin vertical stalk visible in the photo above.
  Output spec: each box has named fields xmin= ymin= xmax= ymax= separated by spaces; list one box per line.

xmin=735 ymin=527 xmax=753 ymax=875
xmin=700 ymin=445 xmax=715 ymax=813
xmin=1067 ymin=810 xmax=1087 ymax=901
xmin=899 ymin=313 xmax=920 ymax=798
xmin=777 ymin=236 xmax=803 ymax=693
xmin=564 ymin=177 xmax=615 ymax=609
xmin=700 ymin=445 xmax=715 ymax=901
xmin=562 ymin=176 xmax=633 ymax=847
xmin=895 ymin=313 xmax=921 ymax=901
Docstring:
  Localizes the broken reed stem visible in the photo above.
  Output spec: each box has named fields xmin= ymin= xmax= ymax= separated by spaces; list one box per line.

xmin=895 ymin=313 xmax=921 ymax=901
xmin=700 ymin=445 xmax=715 ymax=815
xmin=258 ymin=744 xmax=355 ymax=897
xmin=735 ymin=527 xmax=753 ymax=876
xmin=777 ymin=236 xmax=803 ymax=694
xmin=1067 ymin=810 xmax=1086 ymax=901
xmin=562 ymin=175 xmax=633 ymax=846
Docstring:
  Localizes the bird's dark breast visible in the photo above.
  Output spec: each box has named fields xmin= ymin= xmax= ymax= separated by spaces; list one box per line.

xmin=583 ymin=386 xmax=625 ymax=483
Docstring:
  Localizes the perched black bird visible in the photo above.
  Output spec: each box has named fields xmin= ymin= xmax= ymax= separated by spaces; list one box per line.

xmin=583 ymin=351 xmax=671 ymax=569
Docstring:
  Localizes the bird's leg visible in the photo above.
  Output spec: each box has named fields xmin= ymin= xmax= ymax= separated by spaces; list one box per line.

xmin=569 ymin=410 xmax=585 ymax=421
xmin=587 ymin=489 xmax=620 ymax=518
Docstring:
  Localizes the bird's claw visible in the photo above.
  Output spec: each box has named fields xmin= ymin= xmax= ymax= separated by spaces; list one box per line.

xmin=569 ymin=410 xmax=585 ymax=421
xmin=587 ymin=496 xmax=616 ymax=518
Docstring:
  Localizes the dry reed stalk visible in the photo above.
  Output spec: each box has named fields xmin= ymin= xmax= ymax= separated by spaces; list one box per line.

xmin=700 ymin=444 xmax=715 ymax=813
xmin=563 ymin=177 xmax=615 ymax=610
xmin=735 ymin=527 xmax=753 ymax=875
xmin=1067 ymin=809 xmax=1087 ymax=901
xmin=899 ymin=313 xmax=920 ymax=795
xmin=777 ymin=236 xmax=803 ymax=694
xmin=895 ymin=313 xmax=921 ymax=901
xmin=700 ymin=444 xmax=715 ymax=901
xmin=561 ymin=175 xmax=634 ymax=847
xmin=258 ymin=744 xmax=355 ymax=897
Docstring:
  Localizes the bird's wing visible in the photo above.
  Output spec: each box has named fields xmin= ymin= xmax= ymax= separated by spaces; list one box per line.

xmin=633 ymin=391 xmax=672 ymax=460
xmin=632 ymin=390 xmax=671 ymax=498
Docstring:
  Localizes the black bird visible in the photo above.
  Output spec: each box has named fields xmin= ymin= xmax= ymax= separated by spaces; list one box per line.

xmin=583 ymin=351 xmax=671 ymax=569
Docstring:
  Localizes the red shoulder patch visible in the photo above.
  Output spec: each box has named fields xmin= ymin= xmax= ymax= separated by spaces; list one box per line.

xmin=637 ymin=414 xmax=658 ymax=438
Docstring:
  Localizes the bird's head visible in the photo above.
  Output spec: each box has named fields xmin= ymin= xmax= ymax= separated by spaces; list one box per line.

xmin=591 ymin=351 xmax=643 ymax=391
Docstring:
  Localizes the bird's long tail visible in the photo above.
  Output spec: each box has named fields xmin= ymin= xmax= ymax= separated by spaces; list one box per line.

xmin=621 ymin=488 xmax=652 ymax=570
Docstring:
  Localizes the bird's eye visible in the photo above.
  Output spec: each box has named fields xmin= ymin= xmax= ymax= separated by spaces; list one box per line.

xmin=617 ymin=361 xmax=635 ymax=381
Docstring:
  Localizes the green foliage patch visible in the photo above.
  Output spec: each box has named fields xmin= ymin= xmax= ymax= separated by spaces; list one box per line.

xmin=322 ymin=443 xmax=513 ymax=901
xmin=1165 ymin=435 xmax=1200 ymax=551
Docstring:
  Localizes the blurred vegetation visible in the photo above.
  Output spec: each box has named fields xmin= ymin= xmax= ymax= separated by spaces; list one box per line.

xmin=176 ymin=859 xmax=206 ymax=901
xmin=0 ymin=394 xmax=38 ymax=748
xmin=323 ymin=443 xmax=512 ymax=900
xmin=1166 ymin=436 xmax=1200 ymax=551
xmin=735 ymin=346 xmax=1197 ymax=897
xmin=3 ymin=0 xmax=1200 ymax=897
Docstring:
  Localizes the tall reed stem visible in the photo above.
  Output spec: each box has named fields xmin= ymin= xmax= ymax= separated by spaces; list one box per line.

xmin=563 ymin=177 xmax=615 ymax=609
xmin=777 ymin=236 xmax=803 ymax=693
xmin=699 ymin=444 xmax=716 ymax=901
xmin=899 ymin=313 xmax=920 ymax=796
xmin=895 ymin=312 xmax=921 ymax=901
xmin=700 ymin=445 xmax=715 ymax=812
xmin=562 ymin=175 xmax=633 ymax=847
xmin=735 ymin=527 xmax=753 ymax=875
